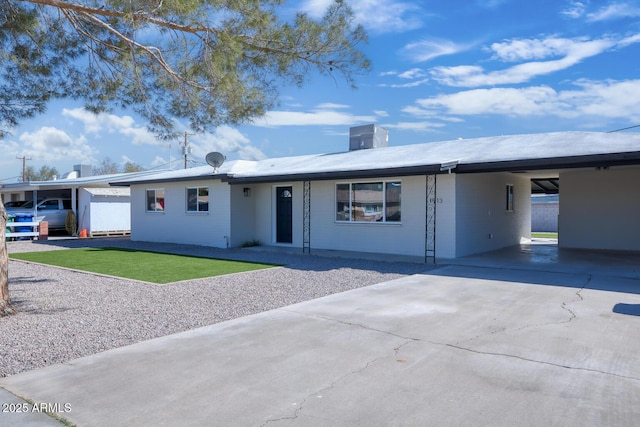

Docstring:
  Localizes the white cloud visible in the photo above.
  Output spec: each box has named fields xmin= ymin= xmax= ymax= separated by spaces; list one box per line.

xmin=384 ymin=121 xmax=447 ymax=132
xmin=377 ymin=68 xmax=430 ymax=88
xmin=561 ymin=1 xmax=587 ymax=19
xmin=400 ymin=38 xmax=467 ymax=63
xmin=254 ymin=104 xmax=378 ymax=127
xmin=18 ymin=127 xmax=96 ymax=164
xmin=62 ymin=108 xmax=158 ymax=145
xmin=316 ymin=103 xmax=350 ymax=109
xmin=190 ymin=126 xmax=267 ymax=161
xmin=62 ymin=108 xmax=134 ymax=134
xmin=431 ymin=35 xmax=635 ymax=87
xmin=300 ymin=0 xmax=424 ymax=33
xmin=404 ymin=79 xmax=640 ymax=123
xmin=413 ymin=86 xmax=561 ymax=116
xmin=379 ymin=70 xmax=399 ymax=77
xmin=490 ymin=37 xmax=585 ymax=62
xmin=586 ymin=2 xmax=640 ymax=22
xmin=299 ymin=0 xmax=333 ymax=17
xmin=398 ymin=68 xmax=427 ymax=79
xmin=378 ymin=79 xmax=430 ymax=88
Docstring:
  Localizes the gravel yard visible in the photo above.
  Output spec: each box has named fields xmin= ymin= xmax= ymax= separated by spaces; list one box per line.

xmin=1 ymin=238 xmax=431 ymax=377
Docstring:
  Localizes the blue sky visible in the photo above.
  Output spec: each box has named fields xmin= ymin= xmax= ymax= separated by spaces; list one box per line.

xmin=2 ymin=0 xmax=640 ymax=182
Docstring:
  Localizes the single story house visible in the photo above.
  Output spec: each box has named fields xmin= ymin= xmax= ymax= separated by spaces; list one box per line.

xmin=113 ymin=128 xmax=640 ymax=262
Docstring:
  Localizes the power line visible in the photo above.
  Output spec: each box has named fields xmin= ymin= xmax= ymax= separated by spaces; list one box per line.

xmin=606 ymin=124 xmax=640 ymax=133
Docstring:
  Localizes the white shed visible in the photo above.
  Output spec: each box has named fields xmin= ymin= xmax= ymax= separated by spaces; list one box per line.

xmin=78 ymin=187 xmax=131 ymax=236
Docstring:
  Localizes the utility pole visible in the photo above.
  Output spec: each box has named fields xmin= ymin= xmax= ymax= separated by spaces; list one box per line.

xmin=182 ymin=131 xmax=194 ymax=169
xmin=16 ymin=156 xmax=32 ymax=182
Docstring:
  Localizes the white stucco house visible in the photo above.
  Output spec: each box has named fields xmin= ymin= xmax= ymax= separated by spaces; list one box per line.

xmin=112 ymin=128 xmax=640 ymax=262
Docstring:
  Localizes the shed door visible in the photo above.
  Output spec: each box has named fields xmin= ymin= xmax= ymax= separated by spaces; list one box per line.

xmin=276 ymin=186 xmax=293 ymax=243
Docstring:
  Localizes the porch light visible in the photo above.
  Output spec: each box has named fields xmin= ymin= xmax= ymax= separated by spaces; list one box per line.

xmin=243 ymin=187 xmax=251 ymax=197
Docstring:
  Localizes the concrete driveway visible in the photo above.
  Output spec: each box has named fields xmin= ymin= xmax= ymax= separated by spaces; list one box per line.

xmin=1 ymin=248 xmax=640 ymax=426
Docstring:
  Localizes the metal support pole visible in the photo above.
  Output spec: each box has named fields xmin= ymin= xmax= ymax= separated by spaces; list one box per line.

xmin=425 ymin=174 xmax=437 ymax=264
xmin=303 ymin=181 xmax=311 ymax=254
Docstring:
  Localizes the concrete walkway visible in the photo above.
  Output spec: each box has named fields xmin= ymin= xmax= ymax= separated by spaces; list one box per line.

xmin=1 ymin=245 xmax=640 ymax=426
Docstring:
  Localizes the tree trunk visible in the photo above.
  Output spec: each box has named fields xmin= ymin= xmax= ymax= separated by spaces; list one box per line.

xmin=0 ymin=198 xmax=15 ymax=316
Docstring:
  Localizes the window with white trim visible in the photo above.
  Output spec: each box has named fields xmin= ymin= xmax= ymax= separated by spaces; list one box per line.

xmin=186 ymin=187 xmax=209 ymax=212
xmin=506 ymin=184 xmax=514 ymax=212
xmin=336 ymin=181 xmax=401 ymax=223
xmin=146 ymin=189 xmax=165 ymax=212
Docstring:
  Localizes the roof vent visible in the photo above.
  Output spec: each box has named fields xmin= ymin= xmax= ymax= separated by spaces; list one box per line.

xmin=349 ymin=125 xmax=388 ymax=151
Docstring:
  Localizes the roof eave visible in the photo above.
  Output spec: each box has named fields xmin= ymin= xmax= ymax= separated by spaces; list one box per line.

xmin=226 ymin=164 xmax=443 ymax=184
xmin=110 ymin=173 xmax=226 ymax=187
xmin=456 ymin=151 xmax=640 ymax=173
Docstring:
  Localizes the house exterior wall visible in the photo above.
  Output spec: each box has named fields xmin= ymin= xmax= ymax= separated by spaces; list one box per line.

xmin=239 ymin=175 xmax=458 ymax=258
xmin=559 ymin=167 xmax=640 ymax=251
xmin=306 ymin=175 xmax=426 ymax=257
xmin=125 ymin=171 xmax=533 ymax=259
xmin=244 ymin=174 xmax=458 ymax=259
xmin=229 ymin=185 xmax=256 ymax=247
xmin=130 ymin=179 xmax=231 ymax=247
xmin=454 ymin=172 xmax=531 ymax=258
xmin=434 ymin=174 xmax=457 ymax=259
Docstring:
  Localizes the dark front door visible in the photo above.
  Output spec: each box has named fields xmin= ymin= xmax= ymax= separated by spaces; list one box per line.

xmin=276 ymin=186 xmax=293 ymax=243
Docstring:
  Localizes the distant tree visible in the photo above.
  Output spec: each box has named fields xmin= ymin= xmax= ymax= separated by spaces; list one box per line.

xmin=23 ymin=165 xmax=59 ymax=181
xmin=93 ymin=158 xmax=145 ymax=174
xmin=1 ymin=0 xmax=369 ymax=314
xmin=92 ymin=158 xmax=121 ymax=175
xmin=123 ymin=161 xmax=144 ymax=173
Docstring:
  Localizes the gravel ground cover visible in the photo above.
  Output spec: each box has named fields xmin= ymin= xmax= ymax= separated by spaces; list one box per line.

xmin=1 ymin=238 xmax=432 ymax=377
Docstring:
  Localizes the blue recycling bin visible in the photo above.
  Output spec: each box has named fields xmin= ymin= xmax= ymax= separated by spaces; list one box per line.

xmin=14 ymin=214 xmax=33 ymax=233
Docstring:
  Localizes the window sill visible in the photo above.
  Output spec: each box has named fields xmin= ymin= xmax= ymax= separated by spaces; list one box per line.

xmin=335 ymin=221 xmax=402 ymax=226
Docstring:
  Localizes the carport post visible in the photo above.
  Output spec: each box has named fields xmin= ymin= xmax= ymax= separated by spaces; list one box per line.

xmin=32 ymin=189 xmax=37 ymax=220
xmin=71 ymin=186 xmax=77 ymax=236
xmin=425 ymin=174 xmax=436 ymax=264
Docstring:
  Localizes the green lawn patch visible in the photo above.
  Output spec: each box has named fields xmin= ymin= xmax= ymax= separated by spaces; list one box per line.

xmin=531 ymin=232 xmax=558 ymax=239
xmin=10 ymin=247 xmax=277 ymax=284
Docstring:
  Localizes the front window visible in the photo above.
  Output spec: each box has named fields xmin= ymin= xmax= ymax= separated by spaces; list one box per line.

xmin=336 ymin=181 xmax=401 ymax=223
xmin=186 ymin=187 xmax=209 ymax=212
xmin=146 ymin=189 xmax=165 ymax=212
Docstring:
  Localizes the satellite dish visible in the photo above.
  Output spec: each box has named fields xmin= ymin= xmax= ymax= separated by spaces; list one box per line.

xmin=205 ymin=152 xmax=226 ymax=172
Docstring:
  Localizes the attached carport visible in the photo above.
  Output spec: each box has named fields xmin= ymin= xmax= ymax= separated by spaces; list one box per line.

xmin=454 ymin=145 xmax=640 ymax=253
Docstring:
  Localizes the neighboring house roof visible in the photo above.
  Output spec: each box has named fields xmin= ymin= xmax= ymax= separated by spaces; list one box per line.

xmin=112 ymin=131 xmax=640 ymax=186
xmin=83 ymin=187 xmax=130 ymax=197
xmin=0 ymin=170 xmax=161 ymax=192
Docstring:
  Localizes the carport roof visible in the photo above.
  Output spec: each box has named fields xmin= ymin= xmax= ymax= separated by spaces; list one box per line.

xmin=0 ymin=170 xmax=161 ymax=192
xmin=111 ymin=131 xmax=640 ymax=185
